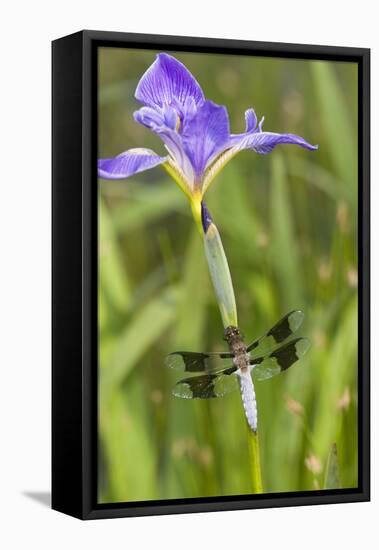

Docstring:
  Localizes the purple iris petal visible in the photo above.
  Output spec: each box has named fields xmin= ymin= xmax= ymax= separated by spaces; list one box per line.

xmin=99 ymin=55 xmax=318 ymax=187
xmin=236 ymin=131 xmax=318 ymax=154
xmin=244 ymin=108 xmax=258 ymax=132
xmin=98 ymin=148 xmax=167 ymax=180
xmin=134 ymin=105 xmax=178 ymax=131
xmin=229 ymin=110 xmax=318 ymax=154
xmin=181 ymin=100 xmax=231 ymax=177
xmin=134 ymin=106 xmax=194 ymax=182
xmin=135 ymin=53 xmax=205 ymax=110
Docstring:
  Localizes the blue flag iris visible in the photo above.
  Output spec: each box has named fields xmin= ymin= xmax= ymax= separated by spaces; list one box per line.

xmin=98 ymin=53 xmax=318 ymax=212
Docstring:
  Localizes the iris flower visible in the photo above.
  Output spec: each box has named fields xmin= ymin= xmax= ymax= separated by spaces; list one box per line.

xmin=99 ymin=53 xmax=318 ymax=457
xmin=98 ymin=53 xmax=317 ymax=228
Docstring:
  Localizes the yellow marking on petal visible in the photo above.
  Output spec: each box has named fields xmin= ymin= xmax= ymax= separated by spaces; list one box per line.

xmin=202 ymin=146 xmax=240 ymax=196
xmin=161 ymin=159 xmax=204 ymax=235
xmin=162 ymin=159 xmax=192 ymax=200
xmin=127 ymin=147 xmax=158 ymax=156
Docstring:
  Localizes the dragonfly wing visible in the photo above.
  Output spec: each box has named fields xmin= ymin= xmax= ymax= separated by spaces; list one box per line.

xmin=252 ymin=337 xmax=310 ymax=381
xmin=251 ymin=359 xmax=281 ymax=381
xmin=172 ymin=366 xmax=238 ymax=399
xmin=247 ymin=310 xmax=304 ymax=354
xmin=166 ymin=350 xmax=233 ymax=373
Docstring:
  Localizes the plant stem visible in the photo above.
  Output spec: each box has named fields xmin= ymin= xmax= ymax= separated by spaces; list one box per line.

xmin=201 ymin=203 xmax=238 ymax=328
xmin=189 ymin=196 xmax=204 ymax=236
xmin=191 ymin=199 xmax=263 ymax=493
xmin=246 ymin=426 xmax=263 ymax=493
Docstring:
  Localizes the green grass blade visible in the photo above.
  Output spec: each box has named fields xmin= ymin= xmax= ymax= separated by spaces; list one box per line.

xmin=111 ymin=182 xmax=186 ymax=234
xmin=311 ymin=61 xmax=357 ymax=207
xmin=312 ymin=296 xmax=358 ymax=461
xmin=270 ymin=153 xmax=304 ymax=308
xmin=104 ymin=286 xmax=180 ymax=386
xmin=99 ymin=385 xmax=158 ymax=503
xmin=323 ymin=443 xmax=341 ymax=489
xmin=99 ymin=197 xmax=131 ymax=311
xmin=209 ymin=164 xmax=262 ymax=256
xmin=174 ymin=229 xmax=209 ymax=349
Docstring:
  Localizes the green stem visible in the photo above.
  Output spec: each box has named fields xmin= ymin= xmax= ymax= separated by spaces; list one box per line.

xmin=191 ymin=200 xmax=263 ymax=493
xmin=202 ymin=211 xmax=238 ymax=328
xmin=246 ymin=426 xmax=263 ymax=493
xmin=189 ymin=196 xmax=204 ymax=236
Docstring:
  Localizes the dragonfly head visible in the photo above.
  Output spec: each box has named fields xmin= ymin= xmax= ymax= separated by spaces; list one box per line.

xmin=224 ymin=326 xmax=245 ymax=348
xmin=224 ymin=325 xmax=240 ymax=339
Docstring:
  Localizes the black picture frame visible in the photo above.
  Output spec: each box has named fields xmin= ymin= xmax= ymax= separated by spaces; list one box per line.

xmin=52 ymin=30 xmax=370 ymax=520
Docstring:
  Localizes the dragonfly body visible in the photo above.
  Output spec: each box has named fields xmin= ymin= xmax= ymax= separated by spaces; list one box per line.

xmin=224 ymin=325 xmax=258 ymax=431
xmin=224 ymin=326 xmax=250 ymax=372
xmin=166 ymin=310 xmax=310 ymax=433
xmin=237 ymin=369 xmax=257 ymax=432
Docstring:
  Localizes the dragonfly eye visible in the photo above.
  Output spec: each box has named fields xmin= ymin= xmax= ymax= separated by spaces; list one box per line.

xmin=224 ymin=325 xmax=241 ymax=339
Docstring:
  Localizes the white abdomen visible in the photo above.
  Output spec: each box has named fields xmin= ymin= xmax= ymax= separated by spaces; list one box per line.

xmin=237 ymin=369 xmax=257 ymax=432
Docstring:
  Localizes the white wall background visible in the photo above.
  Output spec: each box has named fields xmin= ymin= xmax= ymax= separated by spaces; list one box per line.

xmin=0 ymin=1 xmax=376 ymax=548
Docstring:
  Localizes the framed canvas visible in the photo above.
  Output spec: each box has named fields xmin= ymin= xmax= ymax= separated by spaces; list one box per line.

xmin=52 ymin=30 xmax=370 ymax=520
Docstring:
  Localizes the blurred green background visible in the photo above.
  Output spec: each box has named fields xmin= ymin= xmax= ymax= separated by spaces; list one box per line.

xmin=98 ymin=48 xmax=358 ymax=503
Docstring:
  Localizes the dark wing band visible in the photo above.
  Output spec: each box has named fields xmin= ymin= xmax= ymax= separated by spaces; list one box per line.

xmin=251 ymin=337 xmax=310 ymax=381
xmin=166 ymin=350 xmax=233 ymax=373
xmin=247 ymin=310 xmax=304 ymax=354
xmin=172 ymin=366 xmax=238 ymax=399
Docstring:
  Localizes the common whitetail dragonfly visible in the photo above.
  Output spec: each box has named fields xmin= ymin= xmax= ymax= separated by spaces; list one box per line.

xmin=166 ymin=310 xmax=310 ymax=432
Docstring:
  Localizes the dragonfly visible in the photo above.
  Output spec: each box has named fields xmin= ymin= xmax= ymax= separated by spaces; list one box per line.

xmin=166 ymin=310 xmax=310 ymax=432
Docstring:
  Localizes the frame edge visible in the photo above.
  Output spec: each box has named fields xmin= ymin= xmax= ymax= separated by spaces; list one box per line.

xmin=52 ymin=31 xmax=85 ymax=520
